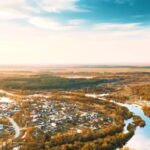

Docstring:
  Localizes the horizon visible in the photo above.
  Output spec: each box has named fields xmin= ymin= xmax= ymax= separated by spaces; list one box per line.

xmin=0 ymin=63 xmax=150 ymax=68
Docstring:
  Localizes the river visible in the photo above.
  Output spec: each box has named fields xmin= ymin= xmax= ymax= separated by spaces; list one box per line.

xmin=118 ymin=103 xmax=150 ymax=150
xmin=85 ymin=93 xmax=150 ymax=150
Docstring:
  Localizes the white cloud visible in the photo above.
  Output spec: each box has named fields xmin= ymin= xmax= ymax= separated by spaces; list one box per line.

xmin=0 ymin=0 xmax=84 ymax=31
xmin=34 ymin=0 xmax=80 ymax=13
xmin=0 ymin=0 xmax=85 ymax=31
xmin=0 ymin=0 xmax=81 ymax=15
xmin=0 ymin=22 xmax=150 ymax=65
xmin=0 ymin=0 xmax=30 ymax=20
xmin=93 ymin=23 xmax=141 ymax=31
xmin=0 ymin=0 xmax=25 ymax=7
xmin=28 ymin=17 xmax=86 ymax=31
xmin=0 ymin=9 xmax=29 ymax=20
xmin=0 ymin=0 xmax=81 ymax=21
xmin=28 ymin=17 xmax=78 ymax=31
xmin=115 ymin=0 xmax=134 ymax=5
xmin=103 ymin=0 xmax=134 ymax=5
xmin=68 ymin=19 xmax=85 ymax=26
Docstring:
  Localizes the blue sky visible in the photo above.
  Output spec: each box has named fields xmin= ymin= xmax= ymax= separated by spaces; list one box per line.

xmin=50 ymin=0 xmax=150 ymax=25
xmin=23 ymin=0 xmax=150 ymax=26
xmin=0 ymin=0 xmax=150 ymax=65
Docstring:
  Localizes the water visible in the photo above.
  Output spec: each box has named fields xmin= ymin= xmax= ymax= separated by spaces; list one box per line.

xmin=123 ymin=118 xmax=133 ymax=133
xmin=117 ymin=103 xmax=150 ymax=150
xmin=85 ymin=94 xmax=150 ymax=150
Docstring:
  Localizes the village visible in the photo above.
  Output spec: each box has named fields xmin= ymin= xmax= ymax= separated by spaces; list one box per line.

xmin=28 ymin=98 xmax=113 ymax=135
xmin=0 ymin=92 xmax=113 ymax=146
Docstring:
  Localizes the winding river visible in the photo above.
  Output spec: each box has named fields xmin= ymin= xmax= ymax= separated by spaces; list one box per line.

xmin=86 ymin=94 xmax=150 ymax=150
xmin=119 ymin=103 xmax=150 ymax=150
xmin=109 ymin=100 xmax=150 ymax=150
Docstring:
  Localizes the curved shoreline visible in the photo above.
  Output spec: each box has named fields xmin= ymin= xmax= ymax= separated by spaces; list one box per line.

xmin=86 ymin=93 xmax=150 ymax=150
xmin=119 ymin=103 xmax=150 ymax=150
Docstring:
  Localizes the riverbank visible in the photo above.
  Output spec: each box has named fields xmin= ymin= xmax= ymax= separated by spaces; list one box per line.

xmin=86 ymin=93 xmax=150 ymax=150
xmin=110 ymin=100 xmax=150 ymax=150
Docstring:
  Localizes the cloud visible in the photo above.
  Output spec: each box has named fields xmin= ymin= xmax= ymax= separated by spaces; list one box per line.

xmin=0 ymin=0 xmax=25 ymax=7
xmin=115 ymin=0 xmax=134 ymax=5
xmin=0 ymin=0 xmax=82 ymax=21
xmin=28 ymin=17 xmax=77 ymax=31
xmin=0 ymin=0 xmax=29 ymax=19
xmin=68 ymin=19 xmax=85 ymax=26
xmin=0 ymin=9 xmax=29 ymax=20
xmin=0 ymin=21 xmax=150 ymax=65
xmin=93 ymin=23 xmax=141 ymax=31
xmin=115 ymin=0 xmax=131 ymax=4
xmin=0 ymin=0 xmax=81 ymax=16
xmin=103 ymin=0 xmax=134 ymax=5
xmin=28 ymin=17 xmax=86 ymax=31
xmin=0 ymin=0 xmax=86 ymax=31
xmin=132 ymin=14 xmax=147 ymax=19
xmin=32 ymin=0 xmax=81 ymax=13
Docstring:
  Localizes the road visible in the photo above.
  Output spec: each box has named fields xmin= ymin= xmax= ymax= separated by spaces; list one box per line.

xmin=7 ymin=117 xmax=20 ymax=138
xmin=0 ymin=90 xmax=20 ymax=149
xmin=0 ymin=90 xmax=15 ymax=96
xmin=0 ymin=117 xmax=20 ymax=150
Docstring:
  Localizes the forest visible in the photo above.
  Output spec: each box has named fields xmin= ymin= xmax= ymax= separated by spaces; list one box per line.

xmin=0 ymin=74 xmax=118 ymax=90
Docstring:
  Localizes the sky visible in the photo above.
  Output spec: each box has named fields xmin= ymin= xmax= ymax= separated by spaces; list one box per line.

xmin=0 ymin=0 xmax=150 ymax=65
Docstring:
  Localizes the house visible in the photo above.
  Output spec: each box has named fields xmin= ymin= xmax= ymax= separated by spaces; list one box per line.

xmin=51 ymin=123 xmax=57 ymax=127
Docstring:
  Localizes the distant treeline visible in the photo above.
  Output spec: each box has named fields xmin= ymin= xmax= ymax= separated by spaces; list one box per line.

xmin=0 ymin=75 xmax=118 ymax=90
xmin=67 ymin=65 xmax=150 ymax=69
